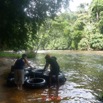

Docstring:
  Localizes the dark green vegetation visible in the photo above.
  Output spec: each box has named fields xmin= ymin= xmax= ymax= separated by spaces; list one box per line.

xmin=0 ymin=51 xmax=35 ymax=58
xmin=38 ymin=0 xmax=103 ymax=50
xmin=0 ymin=0 xmax=103 ymax=51
xmin=0 ymin=0 xmax=69 ymax=51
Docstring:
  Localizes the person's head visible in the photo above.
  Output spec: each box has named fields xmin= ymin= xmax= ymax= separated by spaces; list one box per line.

xmin=45 ymin=54 xmax=50 ymax=60
xmin=22 ymin=54 xmax=27 ymax=59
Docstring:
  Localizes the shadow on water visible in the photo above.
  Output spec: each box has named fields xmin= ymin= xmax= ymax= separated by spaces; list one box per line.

xmin=1 ymin=51 xmax=103 ymax=103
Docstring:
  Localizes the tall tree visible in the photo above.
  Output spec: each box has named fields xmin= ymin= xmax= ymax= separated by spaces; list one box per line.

xmin=0 ymin=0 xmax=70 ymax=50
xmin=77 ymin=3 xmax=89 ymax=13
xmin=90 ymin=0 xmax=103 ymax=21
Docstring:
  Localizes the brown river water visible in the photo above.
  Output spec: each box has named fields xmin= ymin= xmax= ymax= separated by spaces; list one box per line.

xmin=1 ymin=51 xmax=103 ymax=103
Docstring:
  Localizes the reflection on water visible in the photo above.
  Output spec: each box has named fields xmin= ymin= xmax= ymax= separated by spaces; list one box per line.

xmin=1 ymin=51 xmax=103 ymax=103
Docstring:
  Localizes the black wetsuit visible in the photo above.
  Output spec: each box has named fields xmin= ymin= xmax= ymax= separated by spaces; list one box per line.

xmin=46 ymin=56 xmax=60 ymax=75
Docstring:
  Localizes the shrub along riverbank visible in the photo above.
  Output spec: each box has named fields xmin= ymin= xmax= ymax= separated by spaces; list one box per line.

xmin=0 ymin=51 xmax=36 ymax=58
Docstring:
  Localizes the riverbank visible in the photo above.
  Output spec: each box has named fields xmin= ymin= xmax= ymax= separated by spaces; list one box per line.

xmin=0 ymin=50 xmax=103 ymax=75
xmin=0 ymin=58 xmax=14 ymax=76
xmin=37 ymin=50 xmax=103 ymax=55
xmin=0 ymin=50 xmax=103 ymax=71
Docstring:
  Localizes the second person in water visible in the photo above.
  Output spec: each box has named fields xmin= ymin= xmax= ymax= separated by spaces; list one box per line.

xmin=43 ymin=54 xmax=60 ymax=87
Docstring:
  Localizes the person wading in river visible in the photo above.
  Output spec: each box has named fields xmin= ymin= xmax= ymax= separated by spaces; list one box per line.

xmin=43 ymin=54 xmax=60 ymax=88
xmin=14 ymin=54 xmax=33 ymax=90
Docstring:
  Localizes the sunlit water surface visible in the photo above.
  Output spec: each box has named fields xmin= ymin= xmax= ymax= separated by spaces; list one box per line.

xmin=1 ymin=51 xmax=103 ymax=103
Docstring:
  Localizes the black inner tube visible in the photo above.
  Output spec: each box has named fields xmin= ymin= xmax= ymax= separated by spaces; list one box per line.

xmin=29 ymin=78 xmax=43 ymax=83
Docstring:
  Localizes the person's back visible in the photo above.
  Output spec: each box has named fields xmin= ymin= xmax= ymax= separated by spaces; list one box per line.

xmin=14 ymin=58 xmax=25 ymax=70
xmin=48 ymin=57 xmax=60 ymax=74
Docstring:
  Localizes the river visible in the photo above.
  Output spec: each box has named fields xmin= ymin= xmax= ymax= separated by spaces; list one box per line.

xmin=0 ymin=50 xmax=103 ymax=103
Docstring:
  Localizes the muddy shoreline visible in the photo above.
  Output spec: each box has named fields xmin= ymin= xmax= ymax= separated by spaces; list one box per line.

xmin=0 ymin=58 xmax=14 ymax=76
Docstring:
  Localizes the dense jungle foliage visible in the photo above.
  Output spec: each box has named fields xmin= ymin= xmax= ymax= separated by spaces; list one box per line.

xmin=37 ymin=0 xmax=103 ymax=50
xmin=0 ymin=0 xmax=103 ymax=51
xmin=0 ymin=0 xmax=69 ymax=50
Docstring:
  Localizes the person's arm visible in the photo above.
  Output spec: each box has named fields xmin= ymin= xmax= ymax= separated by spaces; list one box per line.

xmin=43 ymin=62 xmax=49 ymax=71
xmin=24 ymin=58 xmax=33 ymax=68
